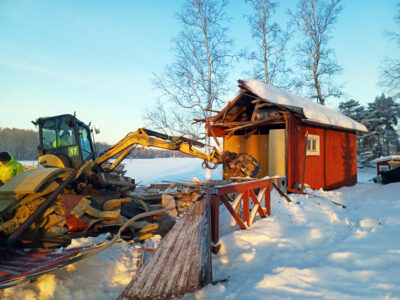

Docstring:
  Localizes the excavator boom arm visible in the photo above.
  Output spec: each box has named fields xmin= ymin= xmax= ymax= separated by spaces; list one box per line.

xmin=94 ymin=128 xmax=260 ymax=178
xmin=95 ymin=128 xmax=221 ymax=166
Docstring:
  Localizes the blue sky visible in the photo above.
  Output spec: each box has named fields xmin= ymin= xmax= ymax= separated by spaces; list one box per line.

xmin=0 ymin=0 xmax=398 ymax=143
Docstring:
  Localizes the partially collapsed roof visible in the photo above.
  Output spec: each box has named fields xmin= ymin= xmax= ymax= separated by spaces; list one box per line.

xmin=212 ymin=79 xmax=367 ymax=133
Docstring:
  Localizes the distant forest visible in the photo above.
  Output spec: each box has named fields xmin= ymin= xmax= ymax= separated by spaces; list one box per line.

xmin=0 ymin=128 xmax=189 ymax=161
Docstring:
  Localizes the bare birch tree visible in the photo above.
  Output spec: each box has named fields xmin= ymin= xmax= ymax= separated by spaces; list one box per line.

xmin=379 ymin=2 xmax=400 ymax=98
xmin=242 ymin=0 xmax=291 ymax=86
xmin=289 ymin=0 xmax=343 ymax=105
xmin=145 ymin=0 xmax=232 ymax=140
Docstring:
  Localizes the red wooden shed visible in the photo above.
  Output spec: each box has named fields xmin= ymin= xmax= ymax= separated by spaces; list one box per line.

xmin=206 ymin=79 xmax=368 ymax=192
xmin=371 ymin=156 xmax=400 ymax=176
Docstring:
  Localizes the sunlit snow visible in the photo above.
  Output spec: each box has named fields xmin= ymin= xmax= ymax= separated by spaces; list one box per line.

xmin=2 ymin=159 xmax=400 ymax=299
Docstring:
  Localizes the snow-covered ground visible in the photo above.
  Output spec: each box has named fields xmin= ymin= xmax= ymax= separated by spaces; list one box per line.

xmin=2 ymin=159 xmax=400 ymax=299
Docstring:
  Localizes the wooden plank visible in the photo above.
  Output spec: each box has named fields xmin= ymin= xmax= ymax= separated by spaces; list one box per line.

xmin=216 ymin=179 xmax=271 ymax=194
xmin=118 ymin=197 xmax=212 ymax=300
xmin=0 ymin=168 xmax=67 ymax=195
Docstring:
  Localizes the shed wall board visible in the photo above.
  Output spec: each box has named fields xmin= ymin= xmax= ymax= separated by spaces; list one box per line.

xmin=286 ymin=115 xmax=300 ymax=192
xmin=268 ymin=129 xmax=286 ymax=177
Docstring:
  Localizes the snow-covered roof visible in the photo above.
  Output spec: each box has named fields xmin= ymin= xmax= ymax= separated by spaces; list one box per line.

xmin=371 ymin=155 xmax=400 ymax=163
xmin=238 ymin=79 xmax=368 ymax=132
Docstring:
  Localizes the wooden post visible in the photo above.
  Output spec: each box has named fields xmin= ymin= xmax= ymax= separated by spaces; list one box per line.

xmin=210 ymin=195 xmax=221 ymax=254
xmin=243 ymin=190 xmax=250 ymax=226
xmin=301 ymin=131 xmax=308 ymax=193
xmin=265 ymin=183 xmax=271 ymax=216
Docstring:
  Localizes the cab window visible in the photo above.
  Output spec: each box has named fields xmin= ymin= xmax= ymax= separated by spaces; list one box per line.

xmin=42 ymin=117 xmax=76 ymax=150
xmin=78 ymin=124 xmax=93 ymax=159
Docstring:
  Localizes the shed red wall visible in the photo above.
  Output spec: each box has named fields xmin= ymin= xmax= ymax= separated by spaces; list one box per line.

xmin=287 ymin=117 xmax=357 ymax=191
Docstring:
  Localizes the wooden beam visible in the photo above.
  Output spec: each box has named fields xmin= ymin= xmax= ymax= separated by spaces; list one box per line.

xmin=251 ymin=98 xmax=263 ymax=104
xmin=254 ymin=103 xmax=271 ymax=109
xmin=271 ymin=183 xmax=292 ymax=203
xmin=211 ymin=120 xmax=285 ymax=128
xmin=220 ymin=195 xmax=247 ymax=229
xmin=244 ymin=128 xmax=258 ymax=139
xmin=226 ymin=120 xmax=272 ymax=135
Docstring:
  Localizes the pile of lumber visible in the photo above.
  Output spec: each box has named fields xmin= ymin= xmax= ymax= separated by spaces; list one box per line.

xmin=132 ymin=181 xmax=207 ymax=216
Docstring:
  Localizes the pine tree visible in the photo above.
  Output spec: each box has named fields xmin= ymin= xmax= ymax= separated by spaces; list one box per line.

xmin=338 ymin=99 xmax=366 ymax=123
xmin=362 ymin=94 xmax=400 ymax=158
xmin=338 ymin=99 xmax=367 ymax=160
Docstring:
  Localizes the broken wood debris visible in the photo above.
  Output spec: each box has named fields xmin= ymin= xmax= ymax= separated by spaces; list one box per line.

xmin=301 ymin=191 xmax=346 ymax=209
xmin=132 ymin=180 xmax=232 ymax=217
xmin=272 ymin=182 xmax=292 ymax=203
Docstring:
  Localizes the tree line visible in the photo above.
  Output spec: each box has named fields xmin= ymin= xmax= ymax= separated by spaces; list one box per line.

xmin=0 ymin=128 xmax=39 ymax=160
xmin=0 ymin=129 xmax=190 ymax=161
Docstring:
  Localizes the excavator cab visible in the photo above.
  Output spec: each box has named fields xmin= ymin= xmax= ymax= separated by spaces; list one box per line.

xmin=36 ymin=114 xmax=95 ymax=169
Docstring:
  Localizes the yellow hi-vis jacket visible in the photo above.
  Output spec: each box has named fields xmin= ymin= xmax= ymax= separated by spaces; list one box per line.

xmin=0 ymin=154 xmax=24 ymax=184
xmin=52 ymin=138 xmax=69 ymax=148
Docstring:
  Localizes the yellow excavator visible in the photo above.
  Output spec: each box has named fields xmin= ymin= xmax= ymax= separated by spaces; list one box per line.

xmin=0 ymin=113 xmax=260 ymax=288
xmin=0 ymin=114 xmax=260 ymax=245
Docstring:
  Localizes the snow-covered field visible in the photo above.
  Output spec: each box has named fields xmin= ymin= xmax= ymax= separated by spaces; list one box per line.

xmin=2 ymin=158 xmax=400 ymax=299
